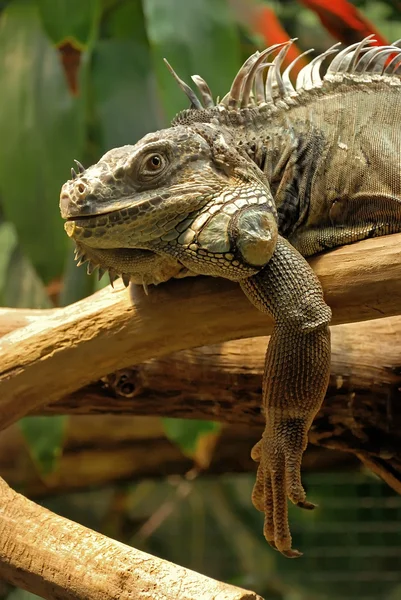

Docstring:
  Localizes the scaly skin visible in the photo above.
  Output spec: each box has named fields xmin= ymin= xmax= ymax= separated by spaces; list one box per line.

xmin=60 ymin=38 xmax=401 ymax=557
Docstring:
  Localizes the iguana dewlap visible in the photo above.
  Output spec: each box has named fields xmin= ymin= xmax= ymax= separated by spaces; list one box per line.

xmin=60 ymin=37 xmax=401 ymax=557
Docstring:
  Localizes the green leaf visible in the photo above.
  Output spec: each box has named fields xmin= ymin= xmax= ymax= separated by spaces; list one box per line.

xmin=19 ymin=415 xmax=67 ymax=476
xmin=0 ymin=221 xmax=17 ymax=293
xmin=91 ymin=1 xmax=162 ymax=152
xmin=163 ymin=418 xmax=221 ymax=456
xmin=0 ymin=221 xmax=51 ymax=308
xmin=0 ymin=0 xmax=86 ymax=282
xmin=142 ymin=0 xmax=241 ymax=121
xmin=37 ymin=0 xmax=101 ymax=49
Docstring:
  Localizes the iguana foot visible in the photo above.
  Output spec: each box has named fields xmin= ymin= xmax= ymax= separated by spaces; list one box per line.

xmin=251 ymin=418 xmax=316 ymax=557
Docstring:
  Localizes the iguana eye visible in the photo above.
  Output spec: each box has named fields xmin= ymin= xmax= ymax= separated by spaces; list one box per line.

xmin=142 ymin=153 xmax=165 ymax=175
xmin=149 ymin=155 xmax=162 ymax=169
xmin=133 ymin=149 xmax=169 ymax=184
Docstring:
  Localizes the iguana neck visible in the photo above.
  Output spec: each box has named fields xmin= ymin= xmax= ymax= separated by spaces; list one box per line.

xmin=218 ymin=115 xmax=319 ymax=237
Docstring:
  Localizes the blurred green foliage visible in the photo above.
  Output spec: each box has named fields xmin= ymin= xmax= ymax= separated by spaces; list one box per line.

xmin=0 ymin=0 xmax=243 ymax=481
xmin=1 ymin=1 xmax=401 ymax=599
xmin=8 ymin=472 xmax=401 ymax=600
xmin=18 ymin=415 xmax=66 ymax=475
xmin=163 ymin=417 xmax=221 ymax=458
xmin=0 ymin=0 xmax=242 ymax=304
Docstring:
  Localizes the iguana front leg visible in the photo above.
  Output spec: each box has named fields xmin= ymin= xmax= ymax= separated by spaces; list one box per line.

xmin=241 ymin=236 xmax=331 ymax=557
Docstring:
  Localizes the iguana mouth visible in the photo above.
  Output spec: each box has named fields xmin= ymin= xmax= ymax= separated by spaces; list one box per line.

xmin=65 ymin=215 xmax=93 ymax=222
xmin=64 ymin=210 xmax=116 ymax=223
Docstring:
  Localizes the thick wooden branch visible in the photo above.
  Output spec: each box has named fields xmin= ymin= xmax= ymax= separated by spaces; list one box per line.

xmin=1 ymin=316 xmax=400 ymax=493
xmin=0 ymin=476 xmax=262 ymax=600
xmin=1 ymin=234 xmax=401 ymax=430
xmin=38 ymin=315 xmax=400 ymax=495
xmin=34 ymin=315 xmax=401 ymax=423
xmin=1 ymin=238 xmax=400 ymax=600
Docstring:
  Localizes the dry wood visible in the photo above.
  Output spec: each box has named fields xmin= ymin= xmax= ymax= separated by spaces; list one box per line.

xmin=1 ymin=314 xmax=400 ymax=494
xmin=38 ymin=315 xmax=401 ymax=496
xmin=0 ymin=476 xmax=262 ymax=600
xmin=34 ymin=316 xmax=401 ymax=425
xmin=1 ymin=234 xmax=401 ymax=431
xmin=0 ymin=307 xmax=55 ymax=337
xmin=1 ymin=235 xmax=401 ymax=600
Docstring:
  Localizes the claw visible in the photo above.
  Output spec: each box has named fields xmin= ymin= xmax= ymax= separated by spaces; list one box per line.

xmin=98 ymin=267 xmax=106 ymax=281
xmin=267 ymin=540 xmax=278 ymax=550
xmin=282 ymin=548 xmax=303 ymax=559
xmin=297 ymin=500 xmax=317 ymax=510
xmin=142 ymin=280 xmax=149 ymax=296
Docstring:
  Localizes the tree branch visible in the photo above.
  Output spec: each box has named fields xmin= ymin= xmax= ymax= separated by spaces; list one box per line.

xmin=1 ymin=233 xmax=401 ymax=430
xmin=33 ymin=315 xmax=401 ymax=423
xmin=40 ymin=315 xmax=401 ymax=496
xmin=0 ymin=476 xmax=262 ymax=600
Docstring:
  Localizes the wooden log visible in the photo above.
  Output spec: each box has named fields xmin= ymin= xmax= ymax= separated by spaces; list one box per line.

xmin=1 ymin=234 xmax=401 ymax=431
xmin=1 ymin=314 xmax=399 ymax=494
xmin=37 ymin=316 xmax=400 ymax=495
xmin=33 ymin=315 xmax=401 ymax=426
xmin=0 ymin=476 xmax=262 ymax=600
xmin=0 ymin=307 xmax=55 ymax=338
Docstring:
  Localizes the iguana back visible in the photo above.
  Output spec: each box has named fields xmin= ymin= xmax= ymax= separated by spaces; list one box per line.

xmin=280 ymin=77 xmax=401 ymax=255
xmin=170 ymin=37 xmax=401 ymax=257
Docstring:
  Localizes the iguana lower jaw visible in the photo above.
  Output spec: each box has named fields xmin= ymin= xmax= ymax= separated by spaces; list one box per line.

xmin=70 ymin=242 xmax=187 ymax=288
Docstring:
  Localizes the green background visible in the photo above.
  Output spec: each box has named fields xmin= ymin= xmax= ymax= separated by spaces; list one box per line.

xmin=1 ymin=1 xmax=401 ymax=598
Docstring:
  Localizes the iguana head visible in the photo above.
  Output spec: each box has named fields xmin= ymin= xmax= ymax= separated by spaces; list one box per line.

xmin=60 ymin=122 xmax=278 ymax=288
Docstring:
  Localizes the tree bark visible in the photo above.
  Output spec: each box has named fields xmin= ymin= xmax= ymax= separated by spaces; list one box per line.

xmin=39 ymin=315 xmax=401 ymax=496
xmin=0 ymin=476 xmax=262 ymax=600
xmin=1 ymin=233 xmax=401 ymax=431
xmin=33 ymin=315 xmax=401 ymax=426
xmin=1 ymin=315 xmax=400 ymax=495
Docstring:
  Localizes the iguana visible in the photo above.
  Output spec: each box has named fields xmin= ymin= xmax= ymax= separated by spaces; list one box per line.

xmin=59 ymin=37 xmax=401 ymax=558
